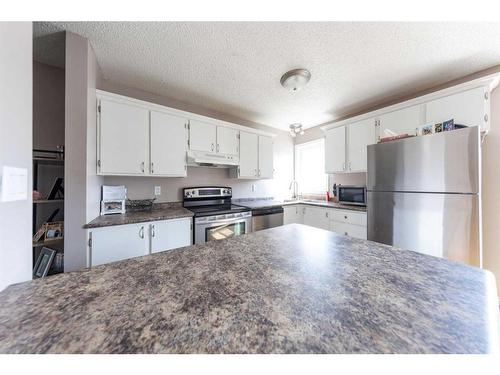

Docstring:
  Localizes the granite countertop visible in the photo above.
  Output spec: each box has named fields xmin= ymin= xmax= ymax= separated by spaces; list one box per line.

xmin=84 ymin=203 xmax=194 ymax=229
xmin=235 ymin=198 xmax=367 ymax=212
xmin=1 ymin=224 xmax=498 ymax=354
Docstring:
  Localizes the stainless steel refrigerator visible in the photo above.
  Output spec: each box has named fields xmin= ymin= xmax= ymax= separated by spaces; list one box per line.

xmin=367 ymin=126 xmax=481 ymax=267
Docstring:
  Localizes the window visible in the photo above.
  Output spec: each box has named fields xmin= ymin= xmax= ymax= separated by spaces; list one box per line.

xmin=295 ymin=139 xmax=328 ymax=195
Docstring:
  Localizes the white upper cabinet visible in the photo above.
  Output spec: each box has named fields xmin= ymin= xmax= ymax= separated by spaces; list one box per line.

xmin=378 ymin=105 xmax=422 ymax=138
xmin=425 ymin=87 xmax=489 ymax=130
xmin=189 ymin=119 xmax=217 ymax=153
xmin=238 ymin=131 xmax=259 ymax=178
xmin=258 ymin=136 xmax=274 ymax=179
xmin=150 ymin=111 xmax=188 ymax=177
xmin=347 ymin=118 xmax=377 ymax=172
xmin=216 ymin=126 xmax=239 ymax=155
xmin=98 ymin=98 xmax=149 ymax=175
xmin=325 ymin=126 xmax=346 ymax=173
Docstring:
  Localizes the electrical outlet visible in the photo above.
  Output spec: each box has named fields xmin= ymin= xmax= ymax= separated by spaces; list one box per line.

xmin=154 ymin=186 xmax=161 ymax=196
xmin=251 ymin=184 xmax=256 ymax=192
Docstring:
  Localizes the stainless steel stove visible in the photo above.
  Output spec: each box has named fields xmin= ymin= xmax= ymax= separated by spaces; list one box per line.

xmin=183 ymin=187 xmax=252 ymax=244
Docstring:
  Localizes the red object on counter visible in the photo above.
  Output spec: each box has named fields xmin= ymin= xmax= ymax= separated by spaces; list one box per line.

xmin=326 ymin=191 xmax=330 ymax=201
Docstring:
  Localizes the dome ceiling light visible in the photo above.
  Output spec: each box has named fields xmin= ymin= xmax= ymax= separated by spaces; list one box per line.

xmin=289 ymin=123 xmax=305 ymax=138
xmin=280 ymin=68 xmax=311 ymax=92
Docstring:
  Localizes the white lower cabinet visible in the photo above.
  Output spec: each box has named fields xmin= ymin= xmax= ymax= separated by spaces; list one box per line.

xmin=90 ymin=223 xmax=149 ymax=267
xmin=329 ymin=209 xmax=367 ymax=240
xmin=283 ymin=205 xmax=303 ymax=224
xmin=329 ymin=221 xmax=367 ymax=240
xmin=302 ymin=205 xmax=330 ymax=230
xmin=150 ymin=218 xmax=192 ymax=254
xmin=89 ymin=218 xmax=192 ymax=267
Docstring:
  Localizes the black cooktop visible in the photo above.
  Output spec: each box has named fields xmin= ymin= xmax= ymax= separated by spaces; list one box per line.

xmin=187 ymin=204 xmax=251 ymax=218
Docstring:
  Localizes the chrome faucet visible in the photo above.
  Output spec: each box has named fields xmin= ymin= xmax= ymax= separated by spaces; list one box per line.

xmin=289 ymin=180 xmax=299 ymax=199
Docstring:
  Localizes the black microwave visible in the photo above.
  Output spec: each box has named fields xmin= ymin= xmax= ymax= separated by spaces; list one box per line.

xmin=336 ymin=185 xmax=367 ymax=206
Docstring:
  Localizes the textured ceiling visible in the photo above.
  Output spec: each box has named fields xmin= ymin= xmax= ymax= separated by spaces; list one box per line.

xmin=33 ymin=22 xmax=500 ymax=130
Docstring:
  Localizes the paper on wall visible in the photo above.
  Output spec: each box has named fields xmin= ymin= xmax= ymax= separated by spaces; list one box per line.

xmin=1 ymin=166 xmax=28 ymax=202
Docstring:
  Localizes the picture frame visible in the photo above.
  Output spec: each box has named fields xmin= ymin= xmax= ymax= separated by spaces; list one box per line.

xmin=33 ymin=247 xmax=56 ymax=278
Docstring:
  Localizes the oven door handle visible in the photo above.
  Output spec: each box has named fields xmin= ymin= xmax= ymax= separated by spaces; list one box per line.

xmin=198 ymin=216 xmax=249 ymax=225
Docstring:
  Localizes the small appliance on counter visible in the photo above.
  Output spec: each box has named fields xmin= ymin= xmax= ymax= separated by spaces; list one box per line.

xmin=100 ymin=185 xmax=127 ymax=215
xmin=336 ymin=185 xmax=367 ymax=206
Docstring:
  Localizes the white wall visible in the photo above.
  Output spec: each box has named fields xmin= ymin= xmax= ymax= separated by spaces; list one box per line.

xmin=65 ymin=32 xmax=102 ymax=272
xmin=482 ymin=86 xmax=500 ymax=293
xmin=97 ymin=80 xmax=294 ymax=203
xmin=0 ymin=22 xmax=33 ymax=291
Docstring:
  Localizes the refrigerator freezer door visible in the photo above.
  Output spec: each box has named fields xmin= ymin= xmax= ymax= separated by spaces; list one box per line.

xmin=367 ymin=126 xmax=479 ymax=194
xmin=367 ymin=191 xmax=480 ymax=266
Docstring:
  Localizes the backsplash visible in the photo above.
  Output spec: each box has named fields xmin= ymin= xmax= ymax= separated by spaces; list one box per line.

xmin=103 ymin=166 xmax=293 ymax=202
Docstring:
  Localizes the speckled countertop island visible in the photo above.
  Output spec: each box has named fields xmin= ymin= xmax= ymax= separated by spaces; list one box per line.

xmin=0 ymin=224 xmax=498 ymax=353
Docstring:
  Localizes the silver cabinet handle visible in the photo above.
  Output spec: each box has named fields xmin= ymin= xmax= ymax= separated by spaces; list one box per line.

xmin=344 ymin=215 xmax=348 ymax=219
xmin=258 ymin=169 xmax=261 ymax=177
xmin=141 ymin=162 xmax=145 ymax=173
xmin=342 ymin=162 xmax=345 ymax=171
xmin=151 ymin=162 xmax=154 ymax=174
xmin=344 ymin=232 xmax=348 ymax=236
xmin=211 ymin=143 xmax=214 ymax=152
xmin=216 ymin=144 xmax=219 ymax=153
xmin=139 ymin=226 xmax=144 ymax=239
xmin=349 ymin=162 xmax=351 ymax=171
xmin=151 ymin=224 xmax=155 ymax=238
xmin=254 ymin=168 xmax=257 ymax=176
xmin=325 ymin=211 xmax=329 ymax=218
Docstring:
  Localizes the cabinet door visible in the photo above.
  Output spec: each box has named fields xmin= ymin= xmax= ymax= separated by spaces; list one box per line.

xmin=150 ymin=111 xmax=187 ymax=176
xmin=99 ymin=98 xmax=149 ymax=175
xmin=325 ymin=126 xmax=346 ymax=173
xmin=329 ymin=221 xmax=367 ymax=240
xmin=217 ymin=126 xmax=239 ymax=155
xmin=284 ymin=205 xmax=303 ymax=225
xmin=425 ymin=87 xmax=488 ymax=129
xmin=90 ymin=223 xmax=149 ymax=266
xmin=239 ymin=131 xmax=258 ymax=178
xmin=347 ymin=118 xmax=376 ymax=172
xmin=189 ymin=119 xmax=217 ymax=152
xmin=378 ymin=105 xmax=422 ymax=138
xmin=258 ymin=136 xmax=274 ymax=179
xmin=151 ymin=218 xmax=192 ymax=254
xmin=302 ymin=206 xmax=330 ymax=230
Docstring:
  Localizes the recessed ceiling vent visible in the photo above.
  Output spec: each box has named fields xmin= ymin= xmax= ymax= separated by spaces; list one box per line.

xmin=280 ymin=69 xmax=311 ymax=92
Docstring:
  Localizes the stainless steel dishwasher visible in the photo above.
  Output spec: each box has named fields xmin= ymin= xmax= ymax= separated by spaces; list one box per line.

xmin=251 ymin=206 xmax=284 ymax=232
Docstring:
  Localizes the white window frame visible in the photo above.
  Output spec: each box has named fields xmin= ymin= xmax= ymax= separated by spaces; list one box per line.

xmin=294 ymin=138 xmax=328 ymax=195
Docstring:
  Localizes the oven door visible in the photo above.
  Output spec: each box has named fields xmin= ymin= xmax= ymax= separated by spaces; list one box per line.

xmin=194 ymin=215 xmax=252 ymax=244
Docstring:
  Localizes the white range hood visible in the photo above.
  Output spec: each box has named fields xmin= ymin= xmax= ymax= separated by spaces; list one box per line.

xmin=186 ymin=150 xmax=239 ymax=168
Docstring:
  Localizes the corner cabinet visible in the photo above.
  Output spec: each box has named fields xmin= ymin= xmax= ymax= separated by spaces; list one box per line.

xmin=325 ymin=126 xmax=345 ymax=173
xmin=232 ymin=132 xmax=273 ymax=179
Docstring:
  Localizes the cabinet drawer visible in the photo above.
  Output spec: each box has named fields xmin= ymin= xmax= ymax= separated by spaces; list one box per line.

xmin=330 ymin=221 xmax=367 ymax=240
xmin=331 ymin=209 xmax=367 ymax=226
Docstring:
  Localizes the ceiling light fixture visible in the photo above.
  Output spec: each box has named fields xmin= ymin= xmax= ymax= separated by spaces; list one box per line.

xmin=280 ymin=69 xmax=311 ymax=92
xmin=289 ymin=123 xmax=305 ymax=138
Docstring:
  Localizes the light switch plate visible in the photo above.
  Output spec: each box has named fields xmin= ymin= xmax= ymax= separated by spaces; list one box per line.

xmin=1 ymin=166 xmax=28 ymax=202
xmin=154 ymin=186 xmax=161 ymax=196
